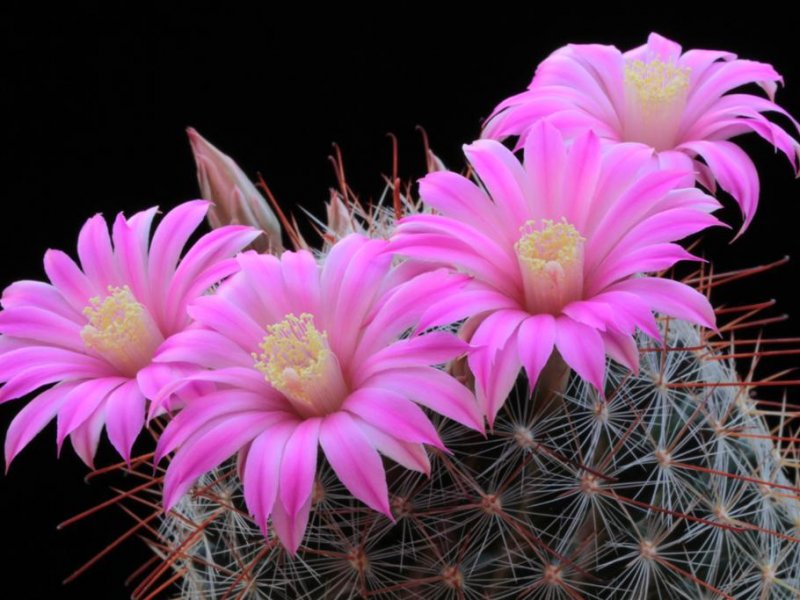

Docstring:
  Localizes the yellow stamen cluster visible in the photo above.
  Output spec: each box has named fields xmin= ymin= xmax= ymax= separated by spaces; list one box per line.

xmin=81 ymin=286 xmax=149 ymax=353
xmin=624 ymin=58 xmax=690 ymax=110
xmin=253 ymin=313 xmax=329 ymax=403
xmin=515 ymin=219 xmax=584 ymax=270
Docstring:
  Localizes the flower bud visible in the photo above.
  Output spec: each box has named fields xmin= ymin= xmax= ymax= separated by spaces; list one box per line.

xmin=187 ymin=127 xmax=282 ymax=253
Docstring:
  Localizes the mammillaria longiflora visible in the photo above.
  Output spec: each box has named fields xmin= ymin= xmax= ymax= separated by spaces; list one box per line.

xmin=1 ymin=33 xmax=799 ymax=600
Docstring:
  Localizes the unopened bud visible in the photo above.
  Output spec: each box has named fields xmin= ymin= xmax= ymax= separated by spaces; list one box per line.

xmin=187 ymin=127 xmax=282 ymax=253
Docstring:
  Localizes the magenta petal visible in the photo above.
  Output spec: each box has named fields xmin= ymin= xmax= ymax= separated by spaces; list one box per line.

xmin=156 ymin=390 xmax=282 ymax=461
xmin=111 ymin=209 xmax=156 ymax=309
xmin=467 ymin=309 xmax=528 ymax=389
xmin=328 ymin=239 xmax=391 ymax=361
xmin=362 ymin=367 xmax=483 ymax=433
xmin=679 ymin=140 xmax=759 ymax=233
xmin=611 ymin=277 xmax=716 ymax=330
xmin=271 ymin=493 xmax=311 ymax=555
xmin=478 ymin=333 xmax=521 ymax=428
xmin=280 ymin=249 xmax=322 ymax=318
xmin=319 ymin=235 xmax=366 ymax=314
xmin=69 ymin=402 xmax=107 ymax=468
xmin=319 ymin=411 xmax=392 ymax=518
xmin=357 ymin=269 xmax=469 ymax=361
xmin=43 ymin=249 xmax=97 ymax=313
xmin=602 ymin=331 xmax=640 ymax=373
xmin=357 ymin=418 xmax=431 ymax=475
xmin=554 ymin=316 xmax=606 ymax=394
xmin=1 ymin=280 xmax=81 ymax=321
xmin=187 ymin=295 xmax=265 ymax=353
xmin=522 ymin=121 xmax=567 ymax=217
xmin=516 ymin=314 xmax=556 ymax=390
xmin=166 ymin=226 xmax=259 ymax=326
xmin=4 ymin=382 xmax=76 ymax=468
xmin=0 ymin=306 xmax=83 ymax=349
xmin=155 ymin=329 xmax=252 ymax=369
xmin=561 ymin=130 xmax=602 ymax=224
xmin=77 ymin=214 xmax=119 ymax=287
xmin=418 ymin=171 xmax=508 ymax=243
xmin=415 ymin=287 xmax=519 ymax=335
xmin=355 ymin=332 xmax=469 ymax=385
xmin=56 ymin=377 xmax=128 ymax=449
xmin=242 ymin=421 xmax=295 ymax=536
xmin=343 ymin=388 xmax=444 ymax=449
xmin=163 ymin=411 xmax=278 ymax=510
xmin=148 ymin=201 xmax=210 ymax=321
xmin=463 ymin=139 xmax=531 ymax=225
xmin=279 ymin=417 xmax=321 ymax=518
xmin=103 ymin=380 xmax=146 ymax=463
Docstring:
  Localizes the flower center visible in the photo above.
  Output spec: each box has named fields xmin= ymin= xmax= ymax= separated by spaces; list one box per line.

xmin=623 ymin=58 xmax=691 ymax=150
xmin=81 ymin=285 xmax=164 ymax=376
xmin=515 ymin=219 xmax=585 ymax=314
xmin=253 ymin=313 xmax=348 ymax=417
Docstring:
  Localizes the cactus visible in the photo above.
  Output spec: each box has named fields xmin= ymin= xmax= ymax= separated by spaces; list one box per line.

xmin=78 ymin=255 xmax=795 ymax=600
xmin=4 ymin=32 xmax=799 ymax=600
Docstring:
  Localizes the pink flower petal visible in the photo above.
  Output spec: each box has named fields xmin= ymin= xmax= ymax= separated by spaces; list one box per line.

xmin=328 ymin=238 xmax=391 ymax=361
xmin=154 ymin=329 xmax=252 ymax=369
xmin=357 ymin=418 xmax=431 ymax=475
xmin=279 ymin=417 xmax=321 ymax=518
xmin=679 ymin=140 xmax=759 ymax=233
xmin=602 ymin=330 xmax=640 ymax=373
xmin=355 ymin=332 xmax=469 ymax=385
xmin=4 ymin=382 xmax=77 ymax=468
xmin=242 ymin=420 xmax=296 ymax=536
xmin=56 ymin=377 xmax=128 ymax=450
xmin=69 ymin=401 xmax=107 ymax=468
xmin=343 ymin=388 xmax=444 ymax=450
xmin=104 ymin=380 xmax=146 ymax=464
xmin=43 ymin=249 xmax=98 ymax=313
xmin=319 ymin=411 xmax=392 ymax=517
xmin=522 ymin=121 xmax=567 ymax=218
xmin=111 ymin=209 xmax=156 ymax=309
xmin=271 ymin=493 xmax=311 ymax=556
xmin=516 ymin=314 xmax=556 ymax=390
xmin=464 ymin=139 xmax=532 ymax=225
xmin=156 ymin=390 xmax=284 ymax=461
xmin=163 ymin=411 xmax=281 ymax=510
xmin=147 ymin=201 xmax=210 ymax=325
xmin=476 ymin=332 xmax=521 ymax=428
xmin=0 ymin=306 xmax=84 ymax=349
xmin=362 ymin=367 xmax=484 ymax=433
xmin=77 ymin=214 xmax=119 ymax=288
xmin=1 ymin=280 xmax=82 ymax=321
xmin=611 ymin=277 xmax=716 ymax=330
xmin=356 ymin=269 xmax=469 ymax=361
xmin=554 ymin=316 xmax=606 ymax=394
xmin=418 ymin=171 xmax=510 ymax=243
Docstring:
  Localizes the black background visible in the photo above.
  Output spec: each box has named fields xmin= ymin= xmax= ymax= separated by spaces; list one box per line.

xmin=2 ymin=5 xmax=800 ymax=598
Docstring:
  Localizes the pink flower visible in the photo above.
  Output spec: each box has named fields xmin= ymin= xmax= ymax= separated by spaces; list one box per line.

xmin=0 ymin=201 xmax=259 ymax=467
xmin=153 ymin=234 xmax=481 ymax=553
xmin=391 ymin=123 xmax=720 ymax=426
xmin=483 ymin=32 xmax=800 ymax=233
